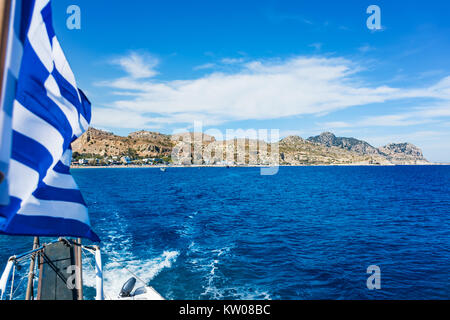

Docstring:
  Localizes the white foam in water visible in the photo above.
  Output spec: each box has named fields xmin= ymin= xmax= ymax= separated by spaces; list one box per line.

xmin=83 ymin=210 xmax=179 ymax=299
xmin=191 ymin=246 xmax=274 ymax=300
xmin=83 ymin=209 xmax=269 ymax=300
xmin=83 ymin=250 xmax=179 ymax=299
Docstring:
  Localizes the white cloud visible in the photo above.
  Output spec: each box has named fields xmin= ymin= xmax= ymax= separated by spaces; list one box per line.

xmin=92 ymin=107 xmax=159 ymax=130
xmin=321 ymin=103 xmax=450 ymax=129
xmin=95 ymin=53 xmax=450 ymax=130
xmin=112 ymin=52 xmax=159 ymax=79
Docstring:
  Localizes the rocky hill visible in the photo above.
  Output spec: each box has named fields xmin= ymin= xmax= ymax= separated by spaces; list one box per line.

xmin=378 ymin=143 xmax=428 ymax=164
xmin=307 ymin=132 xmax=429 ymax=164
xmin=307 ymin=132 xmax=382 ymax=156
xmin=279 ymin=135 xmax=390 ymax=165
xmin=72 ymin=128 xmax=173 ymax=159
xmin=72 ymin=128 xmax=430 ymax=165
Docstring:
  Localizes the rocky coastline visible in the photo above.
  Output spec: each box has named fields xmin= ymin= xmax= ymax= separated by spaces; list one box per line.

xmin=72 ymin=128 xmax=431 ymax=167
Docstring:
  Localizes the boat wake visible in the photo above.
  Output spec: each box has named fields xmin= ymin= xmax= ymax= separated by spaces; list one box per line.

xmin=188 ymin=243 xmax=273 ymax=300
xmin=83 ymin=210 xmax=179 ymax=299
xmin=83 ymin=249 xmax=179 ymax=299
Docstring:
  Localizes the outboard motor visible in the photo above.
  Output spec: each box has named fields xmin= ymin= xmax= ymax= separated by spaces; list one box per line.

xmin=133 ymin=286 xmax=147 ymax=296
xmin=119 ymin=277 xmax=137 ymax=297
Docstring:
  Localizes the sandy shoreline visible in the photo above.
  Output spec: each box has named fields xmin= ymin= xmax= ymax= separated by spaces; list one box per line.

xmin=70 ymin=163 xmax=448 ymax=169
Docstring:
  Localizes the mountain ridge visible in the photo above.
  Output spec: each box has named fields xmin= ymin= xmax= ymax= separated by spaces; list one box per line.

xmin=306 ymin=132 xmax=427 ymax=164
xmin=72 ymin=128 xmax=430 ymax=165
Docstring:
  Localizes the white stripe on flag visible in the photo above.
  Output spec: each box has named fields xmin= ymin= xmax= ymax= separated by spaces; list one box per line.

xmin=27 ymin=0 xmax=53 ymax=72
xmin=13 ymin=100 xmax=64 ymax=167
xmin=79 ymin=114 xmax=89 ymax=133
xmin=47 ymin=84 xmax=84 ymax=137
xmin=51 ymin=37 xmax=79 ymax=100
xmin=18 ymin=195 xmax=90 ymax=225
xmin=60 ymin=149 xmax=72 ymax=167
xmin=8 ymin=159 xmax=39 ymax=201
xmin=43 ymin=170 xmax=78 ymax=190
xmin=44 ymin=73 xmax=61 ymax=96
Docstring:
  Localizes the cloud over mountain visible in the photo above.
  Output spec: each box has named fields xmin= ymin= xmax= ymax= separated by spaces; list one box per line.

xmin=93 ymin=52 xmax=450 ymax=132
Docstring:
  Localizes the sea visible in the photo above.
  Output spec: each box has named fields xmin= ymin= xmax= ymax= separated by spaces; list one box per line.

xmin=1 ymin=166 xmax=449 ymax=300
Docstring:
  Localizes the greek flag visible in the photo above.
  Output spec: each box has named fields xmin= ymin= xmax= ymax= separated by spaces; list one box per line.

xmin=0 ymin=0 xmax=99 ymax=241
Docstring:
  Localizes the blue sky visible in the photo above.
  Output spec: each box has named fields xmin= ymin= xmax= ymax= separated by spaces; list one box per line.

xmin=52 ymin=0 xmax=450 ymax=161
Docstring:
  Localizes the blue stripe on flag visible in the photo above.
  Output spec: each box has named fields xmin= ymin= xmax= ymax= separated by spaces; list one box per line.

xmin=41 ymin=2 xmax=55 ymax=42
xmin=11 ymin=131 xmax=53 ymax=179
xmin=16 ymin=44 xmax=73 ymax=144
xmin=2 ymin=213 xmax=100 ymax=242
xmin=2 ymin=71 xmax=17 ymax=117
xmin=79 ymin=89 xmax=92 ymax=124
xmin=52 ymin=67 xmax=81 ymax=109
xmin=18 ymin=0 xmax=35 ymax=43
xmin=16 ymin=41 xmax=50 ymax=90
xmin=53 ymin=161 xmax=71 ymax=174
xmin=34 ymin=184 xmax=86 ymax=205
xmin=0 ymin=197 xmax=22 ymax=222
xmin=18 ymin=91 xmax=73 ymax=150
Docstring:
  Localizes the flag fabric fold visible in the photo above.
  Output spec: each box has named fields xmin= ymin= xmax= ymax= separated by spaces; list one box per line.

xmin=0 ymin=0 xmax=99 ymax=241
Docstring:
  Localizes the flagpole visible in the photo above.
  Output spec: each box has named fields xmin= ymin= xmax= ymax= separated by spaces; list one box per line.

xmin=25 ymin=237 xmax=39 ymax=300
xmin=0 ymin=0 xmax=12 ymax=192
xmin=0 ymin=0 xmax=12 ymax=87
xmin=75 ymin=238 xmax=83 ymax=300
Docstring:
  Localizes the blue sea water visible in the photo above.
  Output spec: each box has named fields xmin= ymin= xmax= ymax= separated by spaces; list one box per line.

xmin=1 ymin=166 xmax=449 ymax=300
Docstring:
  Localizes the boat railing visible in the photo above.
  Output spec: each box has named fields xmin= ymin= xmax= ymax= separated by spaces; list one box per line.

xmin=0 ymin=241 xmax=52 ymax=300
xmin=0 ymin=239 xmax=104 ymax=300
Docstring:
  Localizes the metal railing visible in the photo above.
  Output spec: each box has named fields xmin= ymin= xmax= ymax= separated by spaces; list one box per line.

xmin=0 ymin=239 xmax=104 ymax=300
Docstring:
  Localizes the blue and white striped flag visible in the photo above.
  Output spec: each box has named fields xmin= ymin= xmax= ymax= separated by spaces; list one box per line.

xmin=0 ymin=0 xmax=99 ymax=241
